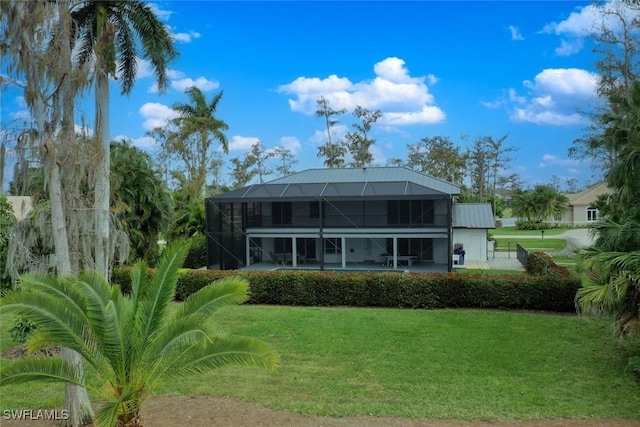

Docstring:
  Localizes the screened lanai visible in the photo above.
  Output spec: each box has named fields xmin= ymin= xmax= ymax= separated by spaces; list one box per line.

xmin=205 ymin=167 xmax=461 ymax=272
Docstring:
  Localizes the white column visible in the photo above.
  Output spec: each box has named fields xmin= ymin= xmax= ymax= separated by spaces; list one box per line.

xmin=341 ymin=236 xmax=346 ymax=268
xmin=292 ymin=237 xmax=297 ymax=267
xmin=392 ymin=236 xmax=398 ymax=269
xmin=246 ymin=235 xmax=251 ymax=267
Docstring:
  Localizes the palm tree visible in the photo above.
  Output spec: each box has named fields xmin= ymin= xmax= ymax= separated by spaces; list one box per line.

xmin=166 ymin=87 xmax=229 ymax=203
xmin=71 ymin=0 xmax=177 ymax=277
xmin=0 ymin=242 xmax=279 ymax=427
xmin=577 ymin=81 xmax=640 ymax=336
xmin=577 ymin=219 xmax=640 ymax=335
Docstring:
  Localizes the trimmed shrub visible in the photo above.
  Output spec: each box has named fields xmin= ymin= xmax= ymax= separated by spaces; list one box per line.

xmin=182 ymin=235 xmax=207 ymax=269
xmin=515 ymin=220 xmax=552 ymax=230
xmin=111 ymin=267 xmax=580 ymax=312
xmin=526 ymin=251 xmax=571 ymax=278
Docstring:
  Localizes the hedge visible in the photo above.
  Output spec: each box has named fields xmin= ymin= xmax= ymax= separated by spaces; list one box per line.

xmin=526 ymin=251 xmax=572 ymax=278
xmin=112 ymin=267 xmax=580 ymax=312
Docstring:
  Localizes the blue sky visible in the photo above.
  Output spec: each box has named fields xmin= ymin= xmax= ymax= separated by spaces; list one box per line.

xmin=2 ymin=1 xmax=615 ymax=191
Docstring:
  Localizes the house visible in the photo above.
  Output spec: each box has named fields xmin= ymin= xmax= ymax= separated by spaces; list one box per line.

xmin=205 ymin=167 xmax=491 ymax=272
xmin=557 ymin=182 xmax=610 ymax=225
xmin=6 ymin=196 xmax=33 ymax=221
xmin=452 ymin=203 xmax=495 ymax=262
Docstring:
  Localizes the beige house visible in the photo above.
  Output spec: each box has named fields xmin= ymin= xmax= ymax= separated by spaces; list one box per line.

xmin=557 ymin=182 xmax=611 ymax=225
xmin=6 ymin=196 xmax=33 ymax=220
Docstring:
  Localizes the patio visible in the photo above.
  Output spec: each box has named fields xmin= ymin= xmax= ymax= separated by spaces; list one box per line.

xmin=241 ymin=260 xmax=449 ymax=273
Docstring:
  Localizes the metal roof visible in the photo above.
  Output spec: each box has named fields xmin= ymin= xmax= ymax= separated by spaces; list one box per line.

xmin=208 ymin=167 xmax=461 ymax=202
xmin=452 ymin=203 xmax=495 ymax=229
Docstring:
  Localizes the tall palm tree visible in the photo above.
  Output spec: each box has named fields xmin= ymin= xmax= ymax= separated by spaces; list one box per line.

xmin=577 ymin=81 xmax=640 ymax=336
xmin=166 ymin=87 xmax=229 ymax=203
xmin=71 ymin=0 xmax=177 ymax=277
xmin=0 ymin=242 xmax=279 ymax=427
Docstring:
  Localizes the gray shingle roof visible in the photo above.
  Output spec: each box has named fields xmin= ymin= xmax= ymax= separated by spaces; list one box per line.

xmin=209 ymin=167 xmax=461 ymax=202
xmin=453 ymin=203 xmax=495 ymax=229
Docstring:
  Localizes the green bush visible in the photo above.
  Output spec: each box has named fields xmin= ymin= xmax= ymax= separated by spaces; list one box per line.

xmin=526 ymin=251 xmax=571 ymax=278
xmin=111 ymin=267 xmax=580 ymax=312
xmin=515 ymin=220 xmax=552 ymax=230
xmin=10 ymin=316 xmax=37 ymax=343
xmin=182 ymin=235 xmax=206 ymax=269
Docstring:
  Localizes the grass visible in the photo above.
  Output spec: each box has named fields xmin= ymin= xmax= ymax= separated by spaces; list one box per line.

xmin=495 ymin=238 xmax=567 ymax=252
xmin=492 ymin=227 xmax=569 ymax=236
xmin=2 ymin=306 xmax=639 ymax=420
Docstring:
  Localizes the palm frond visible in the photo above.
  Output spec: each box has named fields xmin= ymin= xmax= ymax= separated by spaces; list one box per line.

xmin=1 ymin=357 xmax=88 ymax=389
xmin=136 ymin=242 xmax=189 ymax=347
xmin=172 ymin=335 xmax=280 ymax=377
xmin=173 ymin=276 xmax=249 ymax=321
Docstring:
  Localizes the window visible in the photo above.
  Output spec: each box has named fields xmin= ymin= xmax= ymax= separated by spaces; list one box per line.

xmin=324 ymin=238 xmax=342 ymax=254
xmin=587 ymin=207 xmax=598 ymax=221
xmin=387 ymin=200 xmax=435 ymax=225
xmin=309 ymin=201 xmax=325 ymax=219
xmin=272 ymin=202 xmax=292 ymax=225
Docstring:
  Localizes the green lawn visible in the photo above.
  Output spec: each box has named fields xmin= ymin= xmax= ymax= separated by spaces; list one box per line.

xmin=493 ymin=227 xmax=569 ymax=236
xmin=2 ymin=306 xmax=639 ymax=421
xmin=495 ymin=238 xmax=567 ymax=252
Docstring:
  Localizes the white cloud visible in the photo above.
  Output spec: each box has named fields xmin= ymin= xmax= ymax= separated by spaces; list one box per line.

xmin=554 ymin=38 xmax=584 ymax=56
xmin=541 ymin=3 xmax=599 ymax=37
xmin=74 ymin=124 xmax=93 ymax=137
xmin=10 ymin=110 xmax=30 ymax=121
xmin=139 ymin=102 xmax=179 ymax=131
xmin=111 ymin=134 xmax=158 ymax=150
xmin=171 ymin=77 xmax=219 ymax=92
xmin=509 ymin=68 xmax=599 ymax=126
xmin=229 ymin=136 xmax=260 ymax=151
xmin=278 ymin=57 xmax=445 ymax=126
xmin=134 ymin=58 xmax=154 ymax=79
xmin=277 ymin=136 xmax=301 ymax=154
xmin=508 ymin=25 xmax=524 ymax=41
xmin=171 ymin=29 xmax=201 ymax=43
xmin=537 ymin=154 xmax=582 ymax=168
xmin=541 ymin=1 xmax=637 ymax=56
xmin=148 ymin=3 xmax=173 ymax=21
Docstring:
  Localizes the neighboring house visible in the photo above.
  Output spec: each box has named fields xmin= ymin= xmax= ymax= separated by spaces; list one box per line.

xmin=6 ymin=196 xmax=33 ymax=221
xmin=206 ymin=167 xmax=493 ymax=272
xmin=557 ymin=182 xmax=610 ymax=225
xmin=452 ymin=203 xmax=495 ymax=262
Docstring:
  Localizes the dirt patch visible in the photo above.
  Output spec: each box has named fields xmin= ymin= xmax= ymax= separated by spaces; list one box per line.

xmin=1 ymin=395 xmax=638 ymax=427
xmin=1 ymin=344 xmax=60 ymax=359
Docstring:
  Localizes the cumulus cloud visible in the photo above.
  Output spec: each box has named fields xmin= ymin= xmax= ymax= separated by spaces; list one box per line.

xmin=74 ymin=124 xmax=93 ymax=137
xmin=171 ymin=77 xmax=219 ymax=92
xmin=277 ymin=136 xmax=301 ymax=154
xmin=537 ymin=154 xmax=582 ymax=168
xmin=148 ymin=70 xmax=218 ymax=93
xmin=169 ymin=28 xmax=201 ymax=43
xmin=554 ymin=38 xmax=584 ymax=56
xmin=111 ymin=134 xmax=158 ymax=150
xmin=139 ymin=102 xmax=179 ymax=131
xmin=148 ymin=3 xmax=173 ymax=21
xmin=508 ymin=25 xmax=524 ymax=41
xmin=278 ymin=57 xmax=445 ymax=126
xmin=229 ymin=136 xmax=260 ymax=151
xmin=10 ymin=110 xmax=30 ymax=121
xmin=509 ymin=68 xmax=598 ymax=126
xmin=541 ymin=1 xmax=636 ymax=56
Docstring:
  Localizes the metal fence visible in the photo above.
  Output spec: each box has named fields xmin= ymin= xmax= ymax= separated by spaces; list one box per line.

xmin=516 ymin=243 xmax=529 ymax=268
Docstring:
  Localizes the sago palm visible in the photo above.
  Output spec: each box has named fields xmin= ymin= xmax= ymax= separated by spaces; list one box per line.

xmin=577 ymin=218 xmax=640 ymax=336
xmin=0 ymin=242 xmax=279 ymax=427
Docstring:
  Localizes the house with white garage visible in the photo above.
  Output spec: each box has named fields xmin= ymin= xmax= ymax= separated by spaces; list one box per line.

xmin=205 ymin=167 xmax=493 ymax=272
